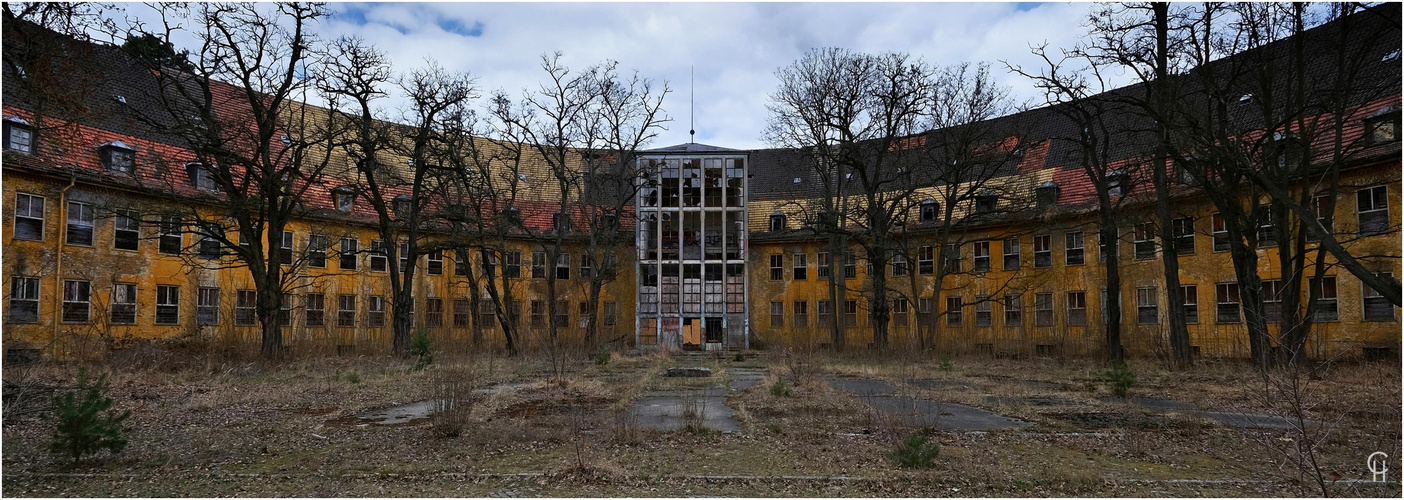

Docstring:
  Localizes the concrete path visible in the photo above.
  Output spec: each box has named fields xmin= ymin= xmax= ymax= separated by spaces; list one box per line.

xmin=826 ymin=377 xmax=898 ymax=396
xmin=865 ymin=396 xmax=1034 ymax=431
xmin=630 ymin=391 xmax=741 ymax=433
xmin=828 ymin=377 xmax=1030 ymax=431
xmin=728 ymin=368 xmax=767 ymax=391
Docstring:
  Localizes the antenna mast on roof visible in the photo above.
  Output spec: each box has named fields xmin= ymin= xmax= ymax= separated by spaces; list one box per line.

xmin=689 ymin=65 xmax=695 ymax=144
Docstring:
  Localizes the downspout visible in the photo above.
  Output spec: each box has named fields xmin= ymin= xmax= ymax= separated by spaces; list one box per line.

xmin=53 ymin=173 xmax=76 ymax=358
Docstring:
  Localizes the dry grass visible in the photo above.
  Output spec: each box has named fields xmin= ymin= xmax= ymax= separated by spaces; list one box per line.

xmin=2 ymin=344 xmax=1399 ymax=497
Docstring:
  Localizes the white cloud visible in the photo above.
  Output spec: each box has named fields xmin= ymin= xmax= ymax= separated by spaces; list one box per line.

xmin=121 ymin=2 xmax=1107 ymax=150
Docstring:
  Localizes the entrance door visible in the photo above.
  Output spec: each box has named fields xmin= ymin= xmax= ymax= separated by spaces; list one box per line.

xmin=682 ymin=318 xmax=702 ymax=349
xmin=705 ymin=317 xmax=724 ymax=345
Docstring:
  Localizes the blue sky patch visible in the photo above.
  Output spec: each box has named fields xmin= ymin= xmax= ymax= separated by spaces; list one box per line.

xmin=438 ymin=18 xmax=485 ymax=37
xmin=1015 ymin=3 xmax=1042 ymax=12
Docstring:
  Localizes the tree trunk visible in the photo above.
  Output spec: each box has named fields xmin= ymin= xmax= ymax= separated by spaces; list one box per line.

xmin=1150 ymin=3 xmax=1192 ymax=369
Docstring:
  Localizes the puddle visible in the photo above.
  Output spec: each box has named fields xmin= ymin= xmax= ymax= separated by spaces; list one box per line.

xmin=630 ymin=391 xmax=741 ymax=433
xmin=827 ymin=377 xmax=898 ymax=396
xmin=357 ymin=400 xmax=438 ymax=425
xmin=864 ymin=396 xmax=1033 ymax=431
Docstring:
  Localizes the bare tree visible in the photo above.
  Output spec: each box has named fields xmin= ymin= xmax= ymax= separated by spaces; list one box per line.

xmin=1009 ymin=45 xmax=1144 ymax=365
xmin=319 ymin=38 xmax=480 ymax=354
xmin=765 ymin=48 xmax=937 ymax=350
xmin=122 ymin=3 xmax=333 ymax=356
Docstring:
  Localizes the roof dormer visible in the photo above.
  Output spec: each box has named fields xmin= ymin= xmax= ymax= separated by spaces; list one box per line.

xmin=99 ymin=140 xmax=137 ymax=175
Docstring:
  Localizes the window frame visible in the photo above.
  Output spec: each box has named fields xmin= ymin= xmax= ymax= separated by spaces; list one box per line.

xmin=65 ymin=200 xmax=95 ymax=247
xmin=1136 ymin=287 xmax=1157 ymax=324
xmin=793 ymin=300 xmax=809 ymax=328
xmin=769 ymin=300 xmax=784 ymax=328
xmin=369 ymin=240 xmax=387 ymax=272
xmin=427 ymin=250 xmax=444 ymax=276
xmin=1133 ymin=223 xmax=1156 ymax=260
xmin=1003 ymin=294 xmax=1022 ymax=326
xmin=114 ymin=209 xmax=140 ymax=251
xmin=1003 ymin=237 xmax=1020 ymax=270
xmin=110 ymin=283 xmax=137 ymax=325
xmin=338 ymin=294 xmax=358 ymax=327
xmin=1064 ymin=232 xmax=1084 ymax=266
xmin=974 ymin=295 xmax=992 ymax=327
xmin=972 ymin=240 xmax=991 ymax=272
xmin=1181 ymin=284 xmax=1199 ymax=324
xmin=235 ymin=289 xmax=257 ymax=326
xmin=197 ymin=287 xmax=220 ymax=326
xmin=14 ymin=192 xmax=45 ymax=241
xmin=368 ymin=296 xmax=386 ymax=328
xmin=1215 ymin=283 xmax=1241 ymax=324
xmin=305 ymin=293 xmax=325 ymax=327
xmin=155 ymin=285 xmax=180 ymax=325
xmin=158 ymin=216 xmax=182 ymax=255
xmin=769 ymin=254 xmax=783 ymax=281
xmin=307 ymin=234 xmax=328 ymax=268
xmin=4 ymin=119 xmax=36 ymax=154
xmin=945 ymin=296 xmax=963 ymax=327
xmin=1034 ymin=292 xmax=1054 ymax=327
xmin=555 ymin=253 xmax=570 ymax=280
xmin=1363 ymin=272 xmax=1396 ymax=322
xmin=426 ymin=296 xmax=443 ymax=328
xmin=62 ymin=280 xmax=91 ymax=323
xmin=532 ymin=251 xmax=548 ymax=279
xmin=1308 ymin=276 xmax=1338 ymax=322
xmin=1067 ymin=291 xmax=1087 ymax=326
xmin=8 ymin=276 xmax=40 ymax=323
xmin=1033 ymin=234 xmax=1051 ymax=268
xmin=792 ymin=253 xmax=808 ymax=280
xmin=1357 ymin=185 xmax=1389 ymax=236
xmin=1169 ymin=216 xmax=1195 ymax=255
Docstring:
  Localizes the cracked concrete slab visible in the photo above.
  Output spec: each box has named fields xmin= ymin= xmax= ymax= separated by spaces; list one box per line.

xmin=630 ymin=391 xmax=741 ymax=433
xmin=864 ymin=396 xmax=1033 ymax=431
xmin=827 ymin=377 xmax=898 ymax=396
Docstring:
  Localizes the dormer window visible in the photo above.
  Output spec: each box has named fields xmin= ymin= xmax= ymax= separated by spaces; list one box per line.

xmin=100 ymin=141 xmax=136 ymax=175
xmin=769 ymin=211 xmax=786 ymax=232
xmin=332 ymin=186 xmax=355 ymax=212
xmin=553 ymin=211 xmax=572 ymax=233
xmin=1107 ymin=171 xmax=1128 ymax=197
xmin=1035 ymin=181 xmax=1060 ymax=209
xmin=3 ymin=116 xmax=35 ymax=154
xmin=975 ymin=193 xmax=998 ymax=213
xmin=919 ymin=199 xmax=938 ymax=222
xmin=1365 ymin=107 xmax=1400 ymax=146
xmin=186 ymin=162 xmax=220 ymax=192
xmin=393 ymin=194 xmax=412 ymax=218
xmin=501 ymin=206 xmax=522 ymax=227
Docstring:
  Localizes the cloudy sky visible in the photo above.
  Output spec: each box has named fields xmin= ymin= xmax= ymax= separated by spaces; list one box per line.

xmin=126 ymin=2 xmax=1116 ymax=150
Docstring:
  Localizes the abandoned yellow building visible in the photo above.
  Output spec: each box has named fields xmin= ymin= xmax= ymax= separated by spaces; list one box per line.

xmin=3 ymin=8 xmax=1400 ymax=361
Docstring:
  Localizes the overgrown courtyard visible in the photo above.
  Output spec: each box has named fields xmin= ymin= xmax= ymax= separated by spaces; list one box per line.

xmin=3 ymin=345 xmax=1400 ymax=497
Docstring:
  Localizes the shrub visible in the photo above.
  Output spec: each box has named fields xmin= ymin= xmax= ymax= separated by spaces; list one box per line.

xmin=49 ymin=368 xmax=130 ymax=466
xmin=887 ymin=429 xmax=940 ymax=468
xmin=766 ymin=422 xmax=784 ymax=434
xmin=409 ymin=330 xmax=434 ymax=370
xmin=939 ymin=355 xmax=954 ymax=372
xmin=346 ymin=372 xmax=361 ymax=384
xmin=594 ymin=348 xmax=611 ymax=366
xmin=733 ymin=352 xmax=746 ymax=362
xmin=1105 ymin=366 xmax=1137 ymax=399
xmin=770 ymin=379 xmax=792 ymax=397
